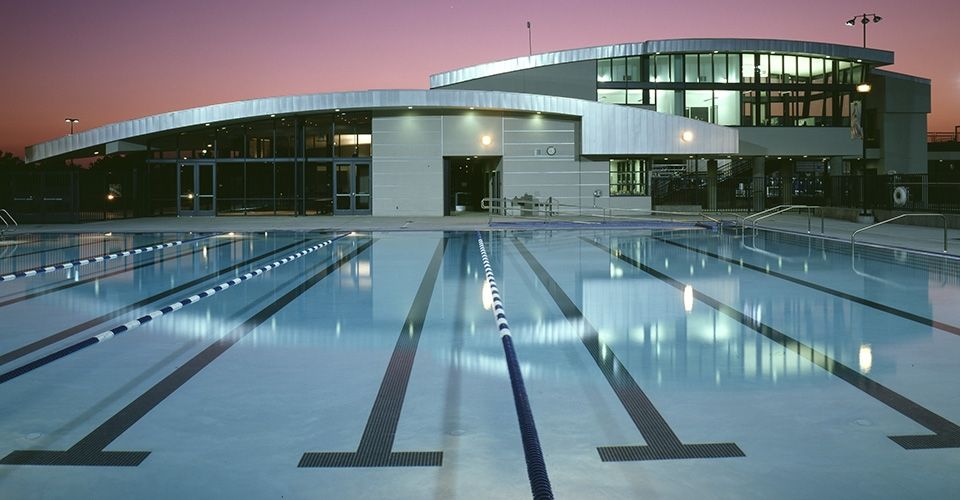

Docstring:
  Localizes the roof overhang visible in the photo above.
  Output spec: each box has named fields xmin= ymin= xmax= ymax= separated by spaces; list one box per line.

xmin=430 ymin=38 xmax=896 ymax=88
xmin=26 ymin=89 xmax=737 ymax=162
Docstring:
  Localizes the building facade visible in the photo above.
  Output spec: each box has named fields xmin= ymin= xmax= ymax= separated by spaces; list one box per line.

xmin=16 ymin=38 xmax=930 ymax=219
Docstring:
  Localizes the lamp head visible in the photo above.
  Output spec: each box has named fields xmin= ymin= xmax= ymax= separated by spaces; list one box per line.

xmin=845 ymin=18 xmax=856 ymax=26
xmin=872 ymin=15 xmax=882 ymax=22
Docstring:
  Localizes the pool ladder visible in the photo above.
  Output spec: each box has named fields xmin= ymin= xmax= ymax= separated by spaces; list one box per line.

xmin=0 ymin=209 xmax=17 ymax=239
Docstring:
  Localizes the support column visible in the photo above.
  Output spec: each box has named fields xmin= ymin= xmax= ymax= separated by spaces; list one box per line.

xmin=780 ymin=160 xmax=795 ymax=205
xmin=707 ymin=159 xmax=718 ymax=210
xmin=829 ymin=156 xmax=843 ymax=206
xmin=752 ymin=157 xmax=765 ymax=211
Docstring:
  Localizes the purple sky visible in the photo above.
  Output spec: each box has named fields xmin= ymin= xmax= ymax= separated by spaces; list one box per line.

xmin=1 ymin=0 xmax=958 ymax=157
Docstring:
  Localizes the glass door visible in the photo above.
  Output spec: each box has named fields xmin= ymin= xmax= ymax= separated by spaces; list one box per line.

xmin=333 ymin=161 xmax=371 ymax=215
xmin=177 ymin=162 xmax=216 ymax=216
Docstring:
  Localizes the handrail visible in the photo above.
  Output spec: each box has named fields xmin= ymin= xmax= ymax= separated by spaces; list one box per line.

xmin=480 ymin=197 xmax=741 ymax=229
xmin=1 ymin=209 xmax=18 ymax=227
xmin=752 ymin=205 xmax=822 ymax=236
xmin=0 ymin=209 xmax=16 ymax=237
xmin=851 ymin=213 xmax=948 ymax=253
xmin=742 ymin=205 xmax=794 ymax=223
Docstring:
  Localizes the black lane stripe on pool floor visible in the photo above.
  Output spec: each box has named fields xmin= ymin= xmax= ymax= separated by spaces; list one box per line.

xmin=0 ymin=239 xmax=373 ymax=467
xmin=0 ymin=238 xmax=236 ymax=308
xmin=0 ymin=237 xmax=310 ymax=367
xmin=299 ymin=238 xmax=447 ymax=468
xmin=654 ymin=235 xmax=960 ymax=337
xmin=583 ymin=236 xmax=960 ymax=450
xmin=512 ymin=237 xmax=745 ymax=462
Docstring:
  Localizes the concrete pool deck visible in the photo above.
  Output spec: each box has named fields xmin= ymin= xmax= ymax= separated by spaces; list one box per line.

xmin=4 ymin=212 xmax=959 ymax=258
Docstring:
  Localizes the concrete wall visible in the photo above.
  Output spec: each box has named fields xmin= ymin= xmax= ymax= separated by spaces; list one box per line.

xmin=371 ymin=114 xmax=444 ymax=216
xmin=373 ymin=111 xmax=653 ymax=216
xmin=439 ymin=61 xmax=597 ymax=101
xmin=501 ymin=115 xmax=580 ymax=206
xmin=737 ymin=127 xmax=861 ymax=156
xmin=876 ymin=72 xmax=931 ymax=174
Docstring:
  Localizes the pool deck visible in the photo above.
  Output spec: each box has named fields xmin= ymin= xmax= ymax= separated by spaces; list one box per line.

xmin=4 ymin=213 xmax=959 ymax=258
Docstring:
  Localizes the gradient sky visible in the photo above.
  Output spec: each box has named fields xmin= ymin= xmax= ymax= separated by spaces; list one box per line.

xmin=1 ymin=0 xmax=958 ymax=157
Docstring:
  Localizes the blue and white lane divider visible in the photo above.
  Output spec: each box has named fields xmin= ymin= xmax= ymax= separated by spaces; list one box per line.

xmin=477 ymin=232 xmax=554 ymax=500
xmin=0 ymin=233 xmax=349 ymax=385
xmin=0 ymin=233 xmax=220 ymax=282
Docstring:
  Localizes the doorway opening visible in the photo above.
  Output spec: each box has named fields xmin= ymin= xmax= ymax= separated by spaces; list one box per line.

xmin=177 ymin=161 xmax=215 ymax=216
xmin=443 ymin=156 xmax=501 ymax=215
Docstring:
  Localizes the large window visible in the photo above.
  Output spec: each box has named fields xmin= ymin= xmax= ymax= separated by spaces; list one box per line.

xmin=610 ymin=159 xmax=648 ymax=196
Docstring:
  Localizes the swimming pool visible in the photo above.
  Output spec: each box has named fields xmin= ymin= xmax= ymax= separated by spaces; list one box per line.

xmin=0 ymin=228 xmax=958 ymax=499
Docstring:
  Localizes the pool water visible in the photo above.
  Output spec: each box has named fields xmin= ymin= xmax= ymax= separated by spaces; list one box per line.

xmin=0 ymin=229 xmax=958 ymax=499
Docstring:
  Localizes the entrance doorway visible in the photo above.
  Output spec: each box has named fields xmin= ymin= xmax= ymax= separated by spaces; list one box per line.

xmin=178 ymin=162 xmax=215 ymax=216
xmin=334 ymin=161 xmax=371 ymax=215
xmin=443 ymin=156 xmax=501 ymax=215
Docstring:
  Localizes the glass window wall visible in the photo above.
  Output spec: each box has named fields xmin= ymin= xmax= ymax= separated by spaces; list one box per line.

xmin=609 ymin=159 xmax=648 ymax=196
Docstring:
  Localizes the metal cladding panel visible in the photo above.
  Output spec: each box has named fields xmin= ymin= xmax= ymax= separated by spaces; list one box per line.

xmin=430 ymin=38 xmax=895 ymax=87
xmin=26 ymin=89 xmax=737 ymax=162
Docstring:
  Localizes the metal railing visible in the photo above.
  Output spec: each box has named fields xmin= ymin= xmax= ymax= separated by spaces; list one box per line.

xmin=0 ymin=209 xmax=17 ymax=237
xmin=751 ymin=205 xmax=823 ymax=236
xmin=480 ymin=197 xmax=742 ymax=230
xmin=851 ymin=213 xmax=947 ymax=253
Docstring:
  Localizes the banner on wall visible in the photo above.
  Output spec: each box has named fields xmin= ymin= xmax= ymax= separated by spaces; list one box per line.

xmin=850 ymin=100 xmax=863 ymax=140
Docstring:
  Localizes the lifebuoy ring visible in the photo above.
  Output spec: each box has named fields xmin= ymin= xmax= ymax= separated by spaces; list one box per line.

xmin=893 ymin=186 xmax=909 ymax=207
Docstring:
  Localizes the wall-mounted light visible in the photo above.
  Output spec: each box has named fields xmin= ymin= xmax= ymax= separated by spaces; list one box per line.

xmin=681 ymin=130 xmax=694 ymax=143
xmin=481 ymin=135 xmax=492 ymax=146
xmin=856 ymin=82 xmax=872 ymax=93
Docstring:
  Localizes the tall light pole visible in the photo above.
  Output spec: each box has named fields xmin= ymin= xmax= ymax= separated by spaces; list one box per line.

xmin=845 ymin=13 xmax=882 ymax=48
xmin=526 ymin=21 xmax=532 ymax=56
xmin=845 ymin=13 xmax=880 ymax=218
xmin=65 ymin=118 xmax=79 ymax=135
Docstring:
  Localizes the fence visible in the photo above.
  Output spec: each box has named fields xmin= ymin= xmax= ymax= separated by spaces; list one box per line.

xmin=652 ymin=173 xmax=960 ymax=214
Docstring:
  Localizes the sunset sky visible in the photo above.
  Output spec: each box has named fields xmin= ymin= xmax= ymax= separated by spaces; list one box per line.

xmin=1 ymin=0 xmax=958 ymax=157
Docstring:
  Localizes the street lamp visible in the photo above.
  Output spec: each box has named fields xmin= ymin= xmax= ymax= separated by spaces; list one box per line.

xmin=845 ymin=13 xmax=882 ymax=48
xmin=845 ymin=13 xmax=881 ymax=219
xmin=65 ymin=118 xmax=79 ymax=135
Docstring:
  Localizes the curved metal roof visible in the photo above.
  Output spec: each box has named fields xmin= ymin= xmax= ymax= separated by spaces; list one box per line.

xmin=26 ymin=89 xmax=737 ymax=162
xmin=430 ymin=38 xmax=895 ymax=88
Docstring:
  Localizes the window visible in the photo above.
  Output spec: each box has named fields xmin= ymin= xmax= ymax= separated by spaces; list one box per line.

xmin=597 ymin=89 xmax=627 ymax=104
xmin=610 ymin=159 xmax=648 ymax=196
xmin=611 ymin=58 xmax=627 ymax=81
xmin=625 ymin=57 xmax=642 ymax=81
xmin=684 ymin=55 xmax=698 ymax=82
xmin=597 ymin=59 xmax=612 ymax=82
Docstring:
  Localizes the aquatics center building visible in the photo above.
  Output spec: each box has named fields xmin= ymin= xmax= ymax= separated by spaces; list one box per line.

xmin=19 ymin=38 xmax=930 ymax=219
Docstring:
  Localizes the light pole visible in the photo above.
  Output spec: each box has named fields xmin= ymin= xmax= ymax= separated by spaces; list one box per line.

xmin=845 ymin=13 xmax=882 ymax=48
xmin=845 ymin=13 xmax=881 ymax=219
xmin=65 ymin=118 xmax=79 ymax=135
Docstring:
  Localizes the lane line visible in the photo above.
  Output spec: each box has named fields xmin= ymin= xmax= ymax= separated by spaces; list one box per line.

xmin=583 ymin=236 xmax=960 ymax=450
xmin=0 ymin=239 xmax=373 ymax=466
xmin=0 ymin=235 xmax=164 ymax=263
xmin=0 ymin=233 xmax=220 ymax=282
xmin=0 ymin=239 xmax=235 ymax=308
xmin=0 ymin=234 xmax=348 ymax=385
xmin=512 ymin=237 xmax=745 ymax=461
xmin=478 ymin=233 xmax=554 ymax=500
xmin=0 ymin=237 xmax=308 ymax=366
xmin=654 ymin=235 xmax=960 ymax=337
xmin=299 ymin=238 xmax=446 ymax=468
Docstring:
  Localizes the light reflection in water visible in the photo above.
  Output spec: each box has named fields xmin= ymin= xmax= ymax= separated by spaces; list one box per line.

xmin=859 ymin=344 xmax=873 ymax=373
xmin=481 ymin=281 xmax=493 ymax=310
